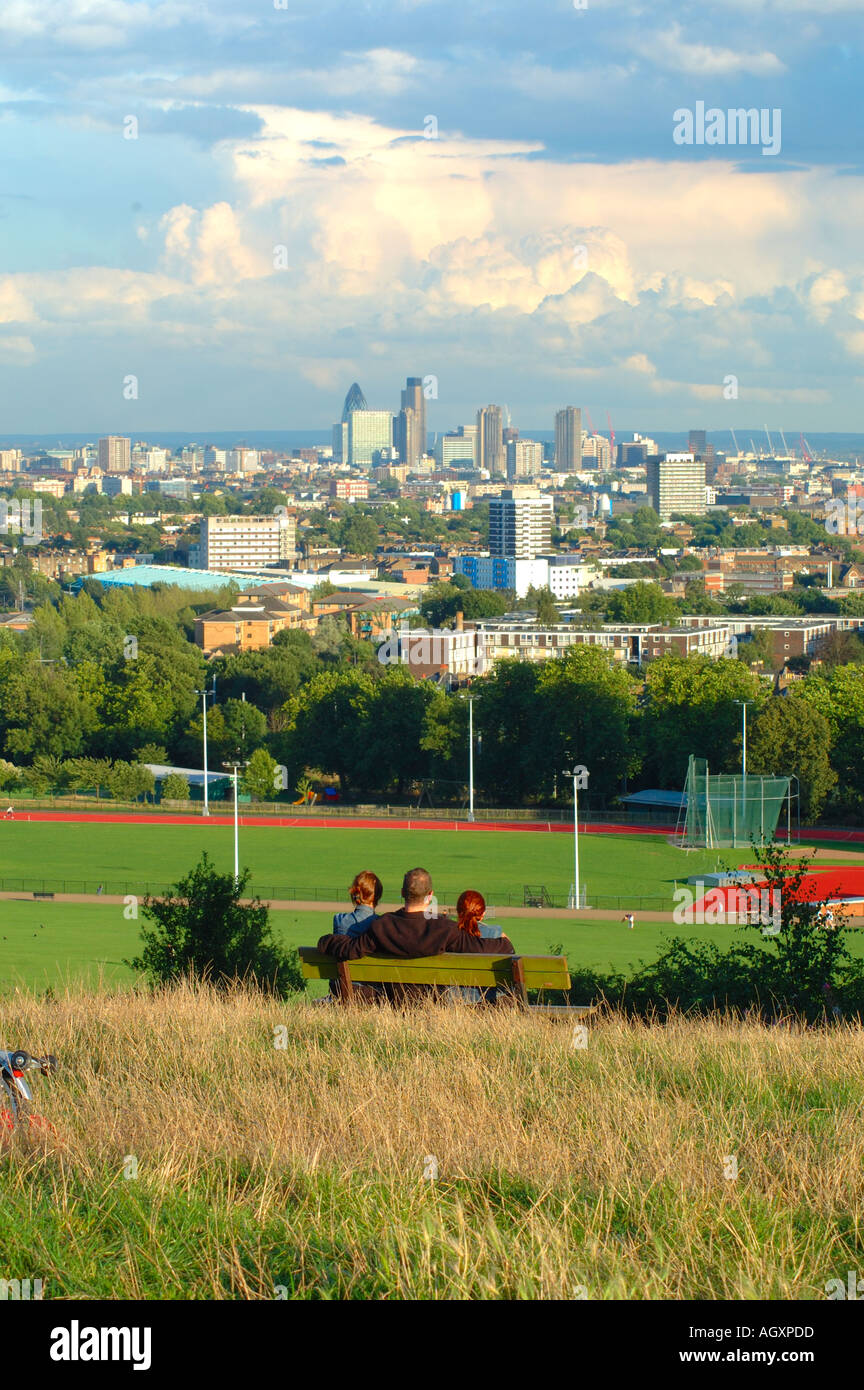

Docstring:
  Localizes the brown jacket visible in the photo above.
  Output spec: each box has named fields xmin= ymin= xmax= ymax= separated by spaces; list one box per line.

xmin=317 ymin=907 xmax=515 ymax=960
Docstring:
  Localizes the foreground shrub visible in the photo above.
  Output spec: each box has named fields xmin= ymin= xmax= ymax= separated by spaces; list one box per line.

xmin=567 ymin=841 xmax=864 ymax=1022
xmin=126 ymin=851 xmax=305 ymax=996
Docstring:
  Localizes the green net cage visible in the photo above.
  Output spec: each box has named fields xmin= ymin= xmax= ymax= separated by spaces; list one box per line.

xmin=677 ymin=756 xmax=796 ymax=849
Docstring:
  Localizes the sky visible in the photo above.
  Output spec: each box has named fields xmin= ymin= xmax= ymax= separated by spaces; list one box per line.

xmin=1 ymin=0 xmax=863 ymax=436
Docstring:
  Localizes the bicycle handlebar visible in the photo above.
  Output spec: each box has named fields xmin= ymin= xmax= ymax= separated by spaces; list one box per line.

xmin=1 ymin=1051 xmax=59 ymax=1075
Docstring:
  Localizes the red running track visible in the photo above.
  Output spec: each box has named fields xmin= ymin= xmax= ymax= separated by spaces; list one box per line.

xmin=7 ymin=812 xmax=864 ymax=841
xmin=5 ymin=811 xmax=677 ymax=835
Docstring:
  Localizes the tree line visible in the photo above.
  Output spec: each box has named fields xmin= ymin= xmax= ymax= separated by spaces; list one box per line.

xmin=1 ymin=569 xmax=863 ymax=820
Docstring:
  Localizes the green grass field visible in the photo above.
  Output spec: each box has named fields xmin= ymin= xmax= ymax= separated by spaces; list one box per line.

xmin=1 ymin=821 xmax=862 ymax=992
xmin=3 ymin=897 xmax=864 ymax=995
xmin=0 ymin=820 xmax=801 ymax=902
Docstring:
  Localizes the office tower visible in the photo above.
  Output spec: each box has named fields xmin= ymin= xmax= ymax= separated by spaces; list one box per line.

xmin=399 ymin=377 xmax=427 ymax=466
xmin=342 ymin=382 xmax=368 ymax=418
xmin=434 ymin=428 xmax=477 ymax=468
xmin=646 ymin=453 xmax=707 ymax=520
xmin=200 ymin=513 xmax=297 ymax=572
xmin=98 ymin=436 xmax=131 ymax=473
xmin=506 ymin=439 xmax=544 ymax=481
xmin=347 ymin=410 xmax=393 ymax=466
xmin=476 ymin=405 xmax=505 ymax=474
xmin=332 ymin=422 xmax=348 ymax=464
xmin=396 ymin=406 xmax=422 ymax=469
xmin=554 ymin=407 xmax=582 ymax=471
xmin=580 ymin=434 xmax=612 ymax=470
xmin=489 ymin=490 xmax=554 ymax=558
xmin=688 ymin=429 xmax=707 ymax=456
xmin=331 ymin=382 xmax=369 ymax=464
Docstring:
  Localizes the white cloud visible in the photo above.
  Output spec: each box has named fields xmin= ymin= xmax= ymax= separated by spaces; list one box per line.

xmin=2 ymin=104 xmax=864 ymax=423
xmin=639 ymin=23 xmax=785 ymax=77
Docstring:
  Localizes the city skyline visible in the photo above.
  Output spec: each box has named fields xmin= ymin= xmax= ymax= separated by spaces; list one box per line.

xmin=0 ymin=2 xmax=862 ymax=430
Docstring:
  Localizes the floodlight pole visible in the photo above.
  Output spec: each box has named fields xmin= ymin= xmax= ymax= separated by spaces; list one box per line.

xmin=564 ymin=767 xmax=581 ymax=909
xmin=233 ymin=767 xmax=239 ymax=882
xmin=223 ymin=759 xmax=245 ymax=883
xmin=195 ymin=688 xmax=210 ymax=817
xmin=734 ymin=700 xmax=751 ymax=842
xmin=468 ymin=695 xmax=475 ymax=822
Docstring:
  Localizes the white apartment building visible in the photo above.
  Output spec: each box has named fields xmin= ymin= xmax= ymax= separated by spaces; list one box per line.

xmin=200 ymin=514 xmax=297 ymax=572
xmin=489 ymin=490 xmax=554 ymax=558
xmin=646 ymin=453 xmax=707 ymax=520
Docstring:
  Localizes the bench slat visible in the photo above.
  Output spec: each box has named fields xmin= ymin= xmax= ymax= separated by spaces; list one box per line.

xmin=298 ymin=948 xmax=571 ymax=991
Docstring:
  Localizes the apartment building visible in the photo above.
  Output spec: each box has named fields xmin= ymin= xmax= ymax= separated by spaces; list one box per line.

xmin=472 ymin=619 xmax=734 ymax=668
xmin=199 ymin=513 xmax=296 ymax=572
xmin=194 ymin=591 xmax=307 ymax=655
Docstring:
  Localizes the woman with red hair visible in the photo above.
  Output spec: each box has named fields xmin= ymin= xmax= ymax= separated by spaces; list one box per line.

xmin=450 ymin=890 xmax=504 ymax=1003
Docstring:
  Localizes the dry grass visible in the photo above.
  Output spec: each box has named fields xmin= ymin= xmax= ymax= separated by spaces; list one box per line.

xmin=1 ymin=982 xmax=863 ymax=1299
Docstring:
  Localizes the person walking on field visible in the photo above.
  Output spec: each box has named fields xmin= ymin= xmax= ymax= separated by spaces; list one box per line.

xmin=622 ymin=912 xmax=635 ymax=930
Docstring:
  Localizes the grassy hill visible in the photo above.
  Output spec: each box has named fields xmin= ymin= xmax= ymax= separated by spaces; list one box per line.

xmin=1 ymin=983 xmax=862 ymax=1299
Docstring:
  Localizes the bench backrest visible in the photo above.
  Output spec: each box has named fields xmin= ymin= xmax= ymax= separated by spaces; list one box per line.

xmin=298 ymin=948 xmax=570 ymax=992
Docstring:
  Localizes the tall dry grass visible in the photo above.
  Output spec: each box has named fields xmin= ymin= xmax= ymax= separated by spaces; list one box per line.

xmin=1 ymin=983 xmax=863 ymax=1299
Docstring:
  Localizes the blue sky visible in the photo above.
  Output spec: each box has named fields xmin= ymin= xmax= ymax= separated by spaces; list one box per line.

xmin=1 ymin=0 xmax=863 ymax=434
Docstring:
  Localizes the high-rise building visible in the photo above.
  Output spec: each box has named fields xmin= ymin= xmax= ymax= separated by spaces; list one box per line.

xmin=506 ymin=439 xmax=544 ymax=481
xmin=688 ymin=429 xmax=707 ymax=456
xmin=332 ymin=422 xmax=348 ymax=464
xmin=341 ymin=382 xmax=368 ymax=420
xmin=476 ymin=405 xmax=505 ymax=474
xmin=399 ymin=377 xmax=427 ymax=467
xmin=331 ymin=382 xmax=369 ymax=464
xmin=98 ymin=436 xmax=131 ymax=473
xmin=200 ymin=513 xmax=297 ymax=572
xmin=554 ymin=407 xmax=582 ymax=471
xmin=646 ymin=453 xmax=707 ymax=520
xmin=348 ymin=410 xmax=393 ymax=466
xmin=581 ymin=434 xmax=612 ymax=470
xmin=396 ymin=406 xmax=422 ymax=469
xmin=434 ymin=428 xmax=477 ymax=469
xmin=489 ymin=490 xmax=554 ymax=559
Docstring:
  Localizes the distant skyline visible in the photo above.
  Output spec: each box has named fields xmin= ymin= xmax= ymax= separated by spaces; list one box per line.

xmin=0 ymin=1 xmax=863 ymax=430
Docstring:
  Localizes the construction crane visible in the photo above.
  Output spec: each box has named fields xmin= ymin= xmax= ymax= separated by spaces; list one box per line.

xmin=730 ymin=428 xmax=741 ymax=457
xmin=584 ymin=408 xmax=597 ymax=436
xmin=799 ymin=433 xmax=814 ymax=463
xmin=764 ymin=424 xmax=775 ymax=457
xmin=780 ymin=429 xmax=790 ymax=457
xmin=606 ymin=411 xmax=616 ymax=460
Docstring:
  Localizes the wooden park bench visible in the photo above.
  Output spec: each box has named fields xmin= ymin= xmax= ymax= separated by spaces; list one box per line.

xmin=299 ymin=948 xmax=591 ymax=1015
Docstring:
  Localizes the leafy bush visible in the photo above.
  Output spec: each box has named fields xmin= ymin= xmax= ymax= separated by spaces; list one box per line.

xmin=127 ymin=851 xmax=305 ymax=997
xmin=567 ymin=841 xmax=864 ymax=1023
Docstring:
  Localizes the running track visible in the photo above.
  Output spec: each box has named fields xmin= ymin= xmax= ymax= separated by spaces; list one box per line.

xmin=6 ymin=811 xmax=864 ymax=841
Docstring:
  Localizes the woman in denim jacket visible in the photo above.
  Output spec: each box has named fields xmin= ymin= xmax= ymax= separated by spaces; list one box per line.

xmin=333 ymin=871 xmax=383 ymax=935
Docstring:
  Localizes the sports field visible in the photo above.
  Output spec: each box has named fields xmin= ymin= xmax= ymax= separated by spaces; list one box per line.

xmin=1 ymin=819 xmax=862 ymax=992
xmin=0 ymin=819 xmax=804 ymax=902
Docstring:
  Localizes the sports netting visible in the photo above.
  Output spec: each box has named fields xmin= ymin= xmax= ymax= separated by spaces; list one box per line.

xmin=678 ymin=756 xmax=793 ymax=848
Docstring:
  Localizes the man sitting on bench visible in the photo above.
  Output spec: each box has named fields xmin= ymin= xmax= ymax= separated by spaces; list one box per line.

xmin=317 ymin=866 xmax=514 ymax=984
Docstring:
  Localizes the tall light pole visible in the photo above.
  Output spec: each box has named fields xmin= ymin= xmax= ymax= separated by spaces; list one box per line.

xmin=733 ymin=699 xmax=752 ymax=847
xmin=734 ymin=699 xmax=751 ymax=785
xmin=223 ymin=758 xmax=246 ymax=883
xmin=563 ymin=765 xmax=581 ymax=910
xmin=195 ymin=688 xmax=210 ymax=816
xmin=468 ymin=695 xmax=475 ymax=822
